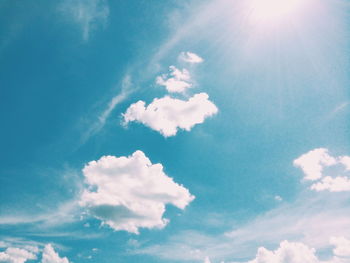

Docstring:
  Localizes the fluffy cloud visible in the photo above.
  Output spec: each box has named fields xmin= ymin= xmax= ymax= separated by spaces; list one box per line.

xmin=330 ymin=237 xmax=350 ymax=258
xmin=41 ymin=244 xmax=69 ymax=263
xmin=310 ymin=176 xmax=350 ymax=192
xmin=156 ymin=66 xmax=192 ymax=93
xmin=293 ymin=148 xmax=337 ymax=181
xmin=339 ymin=156 xmax=350 ymax=170
xmin=179 ymin=52 xmax=204 ymax=64
xmin=244 ymin=238 xmax=350 ymax=263
xmin=294 ymin=148 xmax=350 ymax=192
xmin=60 ymin=0 xmax=109 ymax=41
xmin=0 ymin=244 xmax=69 ymax=263
xmin=123 ymin=93 xmax=218 ymax=137
xmin=0 ymin=247 xmax=36 ymax=263
xmin=247 ymin=241 xmax=319 ymax=263
xmin=80 ymin=151 xmax=194 ymax=233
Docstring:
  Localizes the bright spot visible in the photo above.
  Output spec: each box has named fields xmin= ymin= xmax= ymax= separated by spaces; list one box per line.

xmin=250 ymin=0 xmax=305 ymax=23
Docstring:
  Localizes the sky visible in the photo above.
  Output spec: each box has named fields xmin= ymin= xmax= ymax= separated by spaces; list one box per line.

xmin=0 ymin=0 xmax=350 ymax=262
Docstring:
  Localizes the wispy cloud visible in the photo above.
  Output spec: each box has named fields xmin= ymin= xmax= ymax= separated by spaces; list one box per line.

xmin=135 ymin=193 xmax=350 ymax=262
xmin=80 ymin=74 xmax=133 ymax=143
xmin=60 ymin=0 xmax=109 ymax=41
xmin=324 ymin=101 xmax=350 ymax=122
xmin=0 ymin=200 xmax=79 ymax=227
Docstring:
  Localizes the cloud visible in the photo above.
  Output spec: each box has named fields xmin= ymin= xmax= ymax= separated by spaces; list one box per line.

xmin=41 ymin=244 xmax=69 ymax=263
xmin=244 ymin=240 xmax=319 ymax=263
xmin=136 ymin=193 xmax=350 ymax=262
xmin=339 ymin=156 xmax=350 ymax=170
xmin=81 ymin=75 xmax=133 ymax=143
xmin=204 ymin=256 xmax=212 ymax=263
xmin=179 ymin=52 xmax=204 ymax=64
xmin=123 ymin=93 xmax=218 ymax=137
xmin=274 ymin=195 xmax=283 ymax=201
xmin=156 ymin=66 xmax=192 ymax=93
xmin=293 ymin=148 xmax=337 ymax=181
xmin=310 ymin=176 xmax=350 ymax=192
xmin=60 ymin=0 xmax=109 ymax=41
xmin=0 ymin=243 xmax=70 ymax=263
xmin=0 ymin=200 xmax=79 ymax=227
xmin=240 ymin=238 xmax=350 ymax=263
xmin=79 ymin=150 xmax=194 ymax=234
xmin=294 ymin=148 xmax=350 ymax=192
xmin=0 ymin=247 xmax=37 ymax=263
xmin=330 ymin=237 xmax=350 ymax=258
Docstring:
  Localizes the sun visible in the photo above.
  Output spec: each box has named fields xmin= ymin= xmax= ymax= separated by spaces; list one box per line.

xmin=249 ymin=0 xmax=306 ymax=23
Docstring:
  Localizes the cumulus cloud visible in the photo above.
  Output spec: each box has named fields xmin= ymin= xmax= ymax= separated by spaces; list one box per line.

xmin=0 ymin=243 xmax=70 ymax=263
xmin=137 ymin=191 xmax=350 ymax=262
xmin=310 ymin=176 xmax=350 ymax=192
xmin=339 ymin=156 xmax=350 ymax=170
xmin=123 ymin=93 xmax=218 ymax=137
xmin=294 ymin=148 xmax=350 ymax=192
xmin=41 ymin=244 xmax=69 ymax=263
xmin=156 ymin=66 xmax=192 ymax=93
xmin=242 ymin=237 xmax=350 ymax=263
xmin=60 ymin=0 xmax=109 ymax=41
xmin=330 ymin=237 xmax=350 ymax=258
xmin=242 ymin=240 xmax=327 ymax=263
xmin=80 ymin=151 xmax=194 ymax=233
xmin=246 ymin=240 xmax=319 ymax=263
xmin=0 ymin=247 xmax=37 ymax=263
xmin=179 ymin=52 xmax=204 ymax=64
xmin=293 ymin=148 xmax=337 ymax=181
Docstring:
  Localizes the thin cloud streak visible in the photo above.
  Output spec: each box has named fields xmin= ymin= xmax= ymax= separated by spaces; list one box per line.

xmin=60 ymin=0 xmax=109 ymax=41
xmin=135 ymin=193 xmax=350 ymax=262
xmin=80 ymin=75 xmax=133 ymax=144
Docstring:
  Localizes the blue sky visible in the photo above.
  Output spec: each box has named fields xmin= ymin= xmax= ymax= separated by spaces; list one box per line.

xmin=1 ymin=0 xmax=350 ymax=262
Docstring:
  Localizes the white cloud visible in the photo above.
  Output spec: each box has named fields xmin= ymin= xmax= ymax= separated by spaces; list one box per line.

xmin=330 ymin=237 xmax=350 ymax=258
xmin=294 ymin=148 xmax=350 ymax=192
xmin=123 ymin=93 xmax=218 ymax=137
xmin=156 ymin=66 xmax=192 ymax=93
xmin=60 ymin=0 xmax=109 ymax=41
xmin=310 ymin=176 xmax=350 ymax=192
xmin=41 ymin=244 xmax=69 ymax=263
xmin=274 ymin=195 xmax=283 ymax=201
xmin=80 ymin=150 xmax=194 ymax=233
xmin=137 ymin=193 xmax=350 ymax=262
xmin=293 ymin=148 xmax=337 ymax=181
xmin=241 ymin=238 xmax=350 ymax=263
xmin=0 ymin=247 xmax=37 ymax=263
xmin=81 ymin=75 xmax=133 ymax=144
xmin=246 ymin=240 xmax=320 ymax=263
xmin=339 ymin=156 xmax=350 ymax=170
xmin=204 ymin=256 xmax=212 ymax=263
xmin=179 ymin=52 xmax=204 ymax=64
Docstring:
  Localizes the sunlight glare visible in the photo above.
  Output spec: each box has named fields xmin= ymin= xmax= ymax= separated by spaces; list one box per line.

xmin=250 ymin=0 xmax=306 ymax=23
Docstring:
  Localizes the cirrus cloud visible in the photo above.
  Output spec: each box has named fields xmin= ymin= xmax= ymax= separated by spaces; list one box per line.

xmin=60 ymin=0 xmax=109 ymax=41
